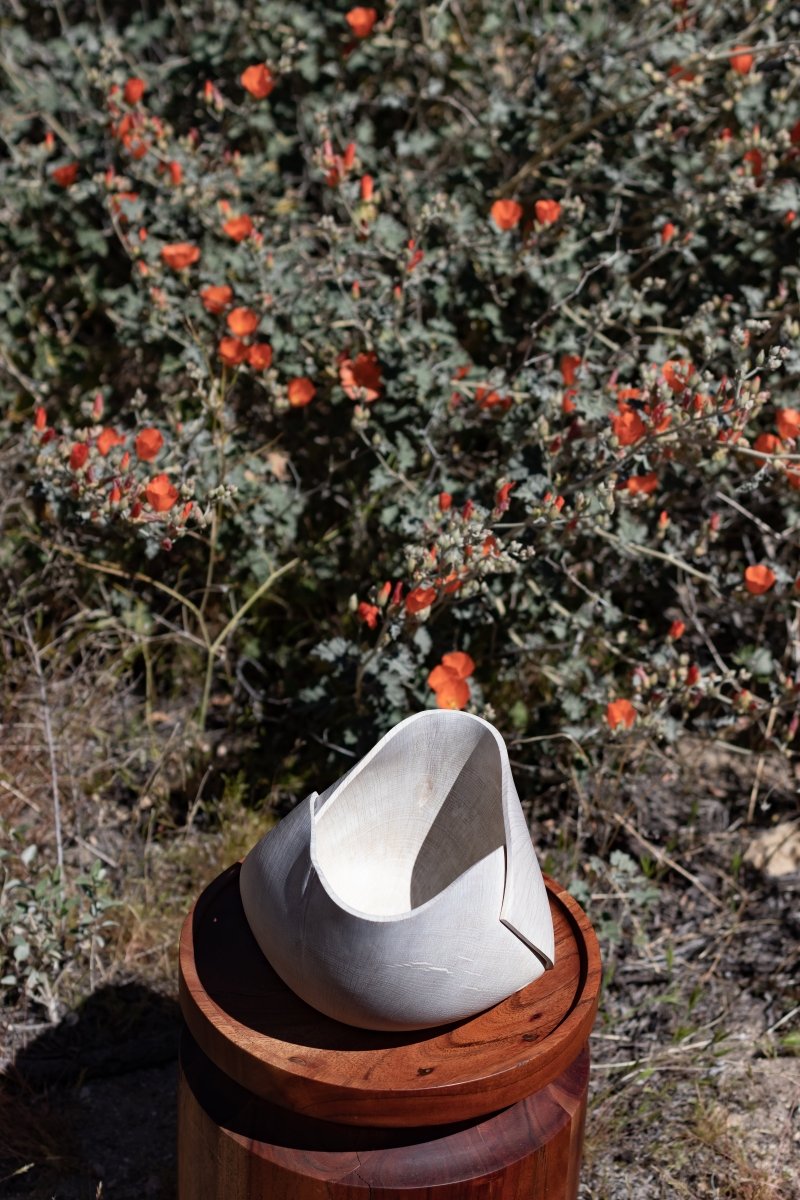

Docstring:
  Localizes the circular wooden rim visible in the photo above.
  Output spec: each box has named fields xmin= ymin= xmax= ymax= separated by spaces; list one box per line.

xmin=179 ymin=863 xmax=601 ymax=1126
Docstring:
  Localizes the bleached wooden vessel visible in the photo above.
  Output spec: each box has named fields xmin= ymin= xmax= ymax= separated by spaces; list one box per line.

xmin=240 ymin=710 xmax=555 ymax=1031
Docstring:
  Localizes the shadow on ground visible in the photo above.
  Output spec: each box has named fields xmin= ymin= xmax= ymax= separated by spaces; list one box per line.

xmin=1 ymin=983 xmax=180 ymax=1199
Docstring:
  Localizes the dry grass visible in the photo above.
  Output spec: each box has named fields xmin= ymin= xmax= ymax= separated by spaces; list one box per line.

xmin=0 ymin=537 xmax=798 ymax=1197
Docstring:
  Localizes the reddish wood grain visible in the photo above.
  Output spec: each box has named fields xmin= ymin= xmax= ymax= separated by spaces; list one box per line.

xmin=178 ymin=1032 xmax=590 ymax=1199
xmin=179 ymin=864 xmax=600 ymax=1127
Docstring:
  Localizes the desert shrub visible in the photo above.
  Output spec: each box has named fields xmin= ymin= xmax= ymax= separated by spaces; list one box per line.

xmin=1 ymin=0 xmax=799 ymax=772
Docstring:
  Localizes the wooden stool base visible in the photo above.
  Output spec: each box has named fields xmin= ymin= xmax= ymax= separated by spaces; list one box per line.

xmin=179 ymin=1031 xmax=589 ymax=1199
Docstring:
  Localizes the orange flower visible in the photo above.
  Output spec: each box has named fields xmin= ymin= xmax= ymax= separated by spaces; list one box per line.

xmin=611 ymin=406 xmax=646 ymax=446
xmin=625 ymin=473 xmax=658 ymax=495
xmin=357 ymin=601 xmax=379 ymax=629
xmin=135 ymin=427 xmax=164 ymax=462
xmin=145 ymin=474 xmax=179 ymax=513
xmin=744 ymin=564 xmax=776 ymax=595
xmin=167 ymin=161 xmax=183 ymax=185
xmin=535 ymin=198 xmax=562 ymax=225
xmin=662 ymin=359 xmax=694 ymax=393
xmin=222 ymin=214 xmax=254 ymax=242
xmin=288 ymin=376 xmax=316 ymax=407
xmin=729 ymin=47 xmax=753 ymax=74
xmin=124 ymin=77 xmax=146 ymax=105
xmin=776 ymin=408 xmax=800 ymax=440
xmin=606 ymin=699 xmax=636 ymax=730
xmin=200 ymin=285 xmax=233 ymax=313
xmin=339 ymin=351 xmax=382 ymax=402
xmin=405 ymin=586 xmax=437 ymax=614
xmin=219 ymin=337 xmax=248 ymax=366
xmin=246 ymin=343 xmax=273 ymax=370
xmin=52 ymin=163 xmax=78 ymax=188
xmin=428 ymin=664 xmax=456 ymax=692
xmin=439 ymin=492 xmax=452 ymax=512
xmin=34 ymin=407 xmax=47 ymax=431
xmin=661 ymin=221 xmax=677 ymax=244
xmin=668 ymin=619 xmax=686 ymax=640
xmin=69 ymin=443 xmax=89 ymax=471
xmin=226 ymin=306 xmax=259 ymax=337
xmin=345 ymin=7 xmax=378 ymax=37
xmin=97 ymin=428 xmax=125 ymax=457
xmin=161 ymin=242 xmax=201 ymax=270
xmin=360 ymin=174 xmax=374 ymax=201
xmin=428 ymin=658 xmax=472 ymax=710
xmin=441 ymin=651 xmax=475 ymax=679
xmin=753 ymin=433 xmax=783 ymax=457
xmin=241 ymin=64 xmax=275 ymax=99
xmin=490 ymin=199 xmax=523 ymax=231
xmin=434 ymin=674 xmax=470 ymax=710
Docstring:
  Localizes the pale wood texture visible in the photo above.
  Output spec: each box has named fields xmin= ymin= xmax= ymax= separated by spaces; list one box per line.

xmin=179 ymin=865 xmax=600 ymax=1127
xmin=239 ymin=711 xmax=555 ymax=1030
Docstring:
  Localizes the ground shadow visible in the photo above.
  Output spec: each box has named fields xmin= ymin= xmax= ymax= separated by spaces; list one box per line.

xmin=2 ymin=982 xmax=180 ymax=1199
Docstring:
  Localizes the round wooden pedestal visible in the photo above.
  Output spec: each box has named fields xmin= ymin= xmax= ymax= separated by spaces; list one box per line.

xmin=178 ymin=864 xmax=600 ymax=1199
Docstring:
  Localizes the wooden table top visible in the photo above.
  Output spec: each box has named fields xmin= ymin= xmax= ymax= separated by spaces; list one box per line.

xmin=179 ymin=862 xmax=600 ymax=1127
